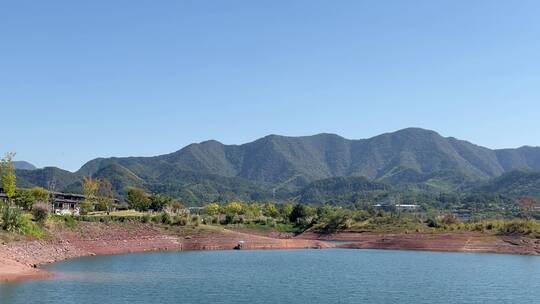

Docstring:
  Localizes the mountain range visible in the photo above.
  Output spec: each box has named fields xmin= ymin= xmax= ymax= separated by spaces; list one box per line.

xmin=13 ymin=161 xmax=37 ymax=170
xmin=14 ymin=128 xmax=540 ymax=205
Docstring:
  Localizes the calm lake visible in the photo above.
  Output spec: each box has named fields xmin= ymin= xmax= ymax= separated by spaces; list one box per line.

xmin=1 ymin=249 xmax=539 ymax=303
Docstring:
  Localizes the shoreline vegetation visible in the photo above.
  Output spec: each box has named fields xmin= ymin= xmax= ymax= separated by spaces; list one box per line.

xmin=1 ymin=154 xmax=540 ymax=282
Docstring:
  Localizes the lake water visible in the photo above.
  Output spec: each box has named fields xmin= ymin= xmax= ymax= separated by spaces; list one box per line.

xmin=1 ymin=249 xmax=539 ymax=303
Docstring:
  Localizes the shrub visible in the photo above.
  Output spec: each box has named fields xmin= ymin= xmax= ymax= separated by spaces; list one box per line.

xmin=175 ymin=216 xmax=188 ymax=226
xmin=14 ymin=189 xmax=36 ymax=211
xmin=1 ymin=207 xmax=26 ymax=233
xmin=426 ymin=217 xmax=439 ymax=228
xmin=63 ymin=216 xmax=78 ymax=229
xmin=191 ymin=215 xmax=200 ymax=226
xmin=79 ymin=201 xmax=94 ymax=215
xmin=32 ymin=202 xmax=50 ymax=223
xmin=141 ymin=214 xmax=151 ymax=223
xmin=160 ymin=212 xmax=172 ymax=225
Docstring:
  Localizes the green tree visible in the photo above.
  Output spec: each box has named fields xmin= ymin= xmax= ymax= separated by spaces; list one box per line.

xmin=289 ymin=204 xmax=315 ymax=224
xmin=204 ymin=203 xmax=220 ymax=216
xmin=281 ymin=203 xmax=294 ymax=221
xmin=0 ymin=152 xmax=17 ymax=203
xmin=244 ymin=203 xmax=262 ymax=218
xmin=223 ymin=202 xmax=244 ymax=215
xmin=14 ymin=189 xmax=36 ymax=211
xmin=149 ymin=193 xmax=172 ymax=212
xmin=79 ymin=176 xmax=100 ymax=215
xmin=31 ymin=187 xmax=49 ymax=204
xmin=127 ymin=188 xmax=150 ymax=211
xmin=96 ymin=178 xmax=114 ymax=212
xmin=262 ymin=203 xmax=279 ymax=218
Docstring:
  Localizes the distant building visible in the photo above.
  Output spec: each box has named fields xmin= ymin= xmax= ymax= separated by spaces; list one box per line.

xmin=373 ymin=203 xmax=419 ymax=211
xmin=395 ymin=204 xmax=420 ymax=210
xmin=188 ymin=207 xmax=204 ymax=215
xmin=50 ymin=191 xmax=86 ymax=211
xmin=0 ymin=187 xmax=115 ymax=215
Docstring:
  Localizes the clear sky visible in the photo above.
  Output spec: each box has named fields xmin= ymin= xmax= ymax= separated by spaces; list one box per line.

xmin=1 ymin=0 xmax=539 ymax=172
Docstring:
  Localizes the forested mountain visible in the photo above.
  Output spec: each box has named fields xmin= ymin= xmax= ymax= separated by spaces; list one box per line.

xmin=13 ymin=161 xmax=37 ymax=170
xmin=470 ymin=170 xmax=540 ymax=199
xmin=13 ymin=128 xmax=540 ymax=204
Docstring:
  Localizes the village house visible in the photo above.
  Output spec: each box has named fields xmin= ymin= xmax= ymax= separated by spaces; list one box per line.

xmin=50 ymin=191 xmax=87 ymax=214
xmin=0 ymin=187 xmax=88 ymax=215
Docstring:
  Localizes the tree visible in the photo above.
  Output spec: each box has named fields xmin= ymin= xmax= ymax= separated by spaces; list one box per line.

xmin=204 ymin=203 xmax=220 ymax=216
xmin=96 ymin=179 xmax=114 ymax=212
xmin=0 ymin=152 xmax=17 ymax=203
xmin=519 ymin=197 xmax=538 ymax=220
xmin=262 ymin=203 xmax=279 ymax=218
xmin=170 ymin=201 xmax=185 ymax=213
xmin=289 ymin=204 xmax=315 ymax=224
xmin=244 ymin=203 xmax=262 ymax=218
xmin=81 ymin=176 xmax=99 ymax=214
xmin=127 ymin=188 xmax=150 ymax=211
xmin=31 ymin=187 xmax=49 ymax=204
xmin=14 ymin=189 xmax=36 ymax=210
xmin=82 ymin=176 xmax=99 ymax=202
xmin=223 ymin=202 xmax=244 ymax=215
xmin=281 ymin=203 xmax=294 ymax=221
xmin=149 ymin=193 xmax=172 ymax=212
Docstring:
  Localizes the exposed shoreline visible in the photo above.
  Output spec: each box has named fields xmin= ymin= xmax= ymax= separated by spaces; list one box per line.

xmin=1 ymin=223 xmax=539 ymax=282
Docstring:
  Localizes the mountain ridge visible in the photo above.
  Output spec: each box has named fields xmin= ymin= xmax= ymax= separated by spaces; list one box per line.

xmin=13 ymin=128 xmax=540 ymax=204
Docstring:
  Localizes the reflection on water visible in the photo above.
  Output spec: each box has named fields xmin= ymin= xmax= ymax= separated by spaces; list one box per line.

xmin=1 ymin=249 xmax=540 ymax=304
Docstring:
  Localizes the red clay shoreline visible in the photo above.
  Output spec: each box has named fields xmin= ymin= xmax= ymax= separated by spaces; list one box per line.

xmin=1 ymin=223 xmax=539 ymax=282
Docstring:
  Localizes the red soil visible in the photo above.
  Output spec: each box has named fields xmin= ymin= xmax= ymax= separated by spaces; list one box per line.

xmin=2 ymin=224 xmax=539 ymax=282
xmin=298 ymin=231 xmax=540 ymax=255
xmin=0 ymin=222 xmax=329 ymax=282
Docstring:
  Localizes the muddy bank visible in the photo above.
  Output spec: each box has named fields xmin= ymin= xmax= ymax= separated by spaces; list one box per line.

xmin=0 ymin=222 xmax=329 ymax=282
xmin=298 ymin=231 xmax=540 ymax=255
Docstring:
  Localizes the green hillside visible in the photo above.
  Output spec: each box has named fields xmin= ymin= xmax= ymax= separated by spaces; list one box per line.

xmin=14 ymin=128 xmax=540 ymax=204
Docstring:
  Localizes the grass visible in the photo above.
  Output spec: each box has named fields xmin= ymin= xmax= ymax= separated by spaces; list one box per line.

xmin=87 ymin=210 xmax=146 ymax=217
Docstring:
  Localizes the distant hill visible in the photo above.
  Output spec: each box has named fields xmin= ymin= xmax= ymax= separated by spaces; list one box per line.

xmin=13 ymin=161 xmax=37 ymax=170
xmin=296 ymin=176 xmax=391 ymax=204
xmin=471 ymin=170 xmax=540 ymax=200
xmin=13 ymin=128 xmax=540 ymax=204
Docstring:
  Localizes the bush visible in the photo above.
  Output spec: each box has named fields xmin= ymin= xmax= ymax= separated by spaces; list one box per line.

xmin=141 ymin=214 xmax=151 ymax=223
xmin=32 ymin=203 xmax=49 ymax=223
xmin=175 ymin=216 xmax=188 ymax=226
xmin=14 ymin=189 xmax=36 ymax=211
xmin=191 ymin=215 xmax=200 ymax=226
xmin=0 ymin=207 xmax=43 ymax=237
xmin=498 ymin=220 xmax=540 ymax=236
xmin=160 ymin=212 xmax=172 ymax=225
xmin=1 ymin=207 xmax=26 ymax=233
xmin=63 ymin=216 xmax=78 ymax=229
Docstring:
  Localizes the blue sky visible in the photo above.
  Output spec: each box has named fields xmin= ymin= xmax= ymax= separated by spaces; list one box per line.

xmin=1 ymin=0 xmax=539 ymax=171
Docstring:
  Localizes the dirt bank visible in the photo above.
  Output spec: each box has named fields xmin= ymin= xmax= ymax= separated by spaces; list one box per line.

xmin=0 ymin=222 xmax=329 ymax=282
xmin=3 ymin=224 xmax=540 ymax=282
xmin=298 ymin=231 xmax=540 ymax=255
